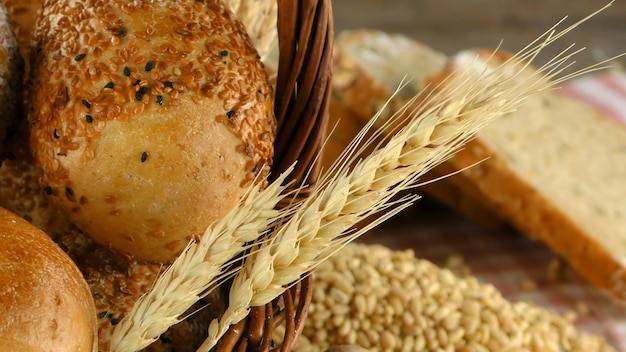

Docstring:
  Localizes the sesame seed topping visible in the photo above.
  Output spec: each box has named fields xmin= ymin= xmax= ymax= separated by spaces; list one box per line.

xmin=85 ymin=115 xmax=93 ymax=123
xmin=123 ymin=66 xmax=130 ymax=76
xmin=53 ymin=129 xmax=60 ymax=139
xmin=119 ymin=27 xmax=127 ymax=37
xmin=74 ymin=53 xmax=86 ymax=61
xmin=226 ymin=110 xmax=235 ymax=119
xmin=156 ymin=95 xmax=163 ymax=105
xmin=65 ymin=186 xmax=74 ymax=196
xmin=164 ymin=81 xmax=174 ymax=88
xmin=135 ymin=91 xmax=143 ymax=101
xmin=104 ymin=82 xmax=115 ymax=89
xmin=44 ymin=186 xmax=53 ymax=195
xmin=82 ymin=99 xmax=91 ymax=109
xmin=220 ymin=50 xmax=229 ymax=56
xmin=141 ymin=152 xmax=148 ymax=163
xmin=145 ymin=60 xmax=154 ymax=72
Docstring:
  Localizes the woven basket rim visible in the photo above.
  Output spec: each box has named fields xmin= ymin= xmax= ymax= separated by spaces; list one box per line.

xmin=215 ymin=1 xmax=333 ymax=351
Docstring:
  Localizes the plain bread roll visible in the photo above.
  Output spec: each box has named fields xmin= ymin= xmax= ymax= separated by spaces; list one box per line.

xmin=0 ymin=206 xmax=97 ymax=352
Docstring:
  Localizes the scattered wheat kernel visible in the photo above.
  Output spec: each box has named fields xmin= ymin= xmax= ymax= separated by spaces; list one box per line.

xmin=520 ymin=279 xmax=538 ymax=292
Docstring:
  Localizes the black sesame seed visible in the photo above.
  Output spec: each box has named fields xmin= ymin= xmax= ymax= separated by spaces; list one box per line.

xmin=44 ymin=186 xmax=52 ymax=195
xmin=65 ymin=87 xmax=70 ymax=103
xmin=85 ymin=115 xmax=93 ymax=123
xmin=74 ymin=53 xmax=86 ymax=61
xmin=220 ymin=50 xmax=229 ymax=56
xmin=110 ymin=318 xmax=119 ymax=326
xmin=82 ymin=99 xmax=91 ymax=109
xmin=119 ymin=27 xmax=127 ymax=37
xmin=139 ymin=87 xmax=149 ymax=95
xmin=53 ymin=128 xmax=60 ymax=139
xmin=156 ymin=95 xmax=163 ymax=105
xmin=251 ymin=164 xmax=258 ymax=174
xmin=65 ymin=187 xmax=74 ymax=196
xmin=135 ymin=91 xmax=143 ymax=101
xmin=132 ymin=79 xmax=141 ymax=86
xmin=123 ymin=66 xmax=130 ymax=76
xmin=226 ymin=110 xmax=236 ymax=119
xmin=145 ymin=60 xmax=154 ymax=72
xmin=97 ymin=311 xmax=108 ymax=319
xmin=164 ymin=81 xmax=174 ymax=88
xmin=141 ymin=152 xmax=148 ymax=162
xmin=104 ymin=82 xmax=115 ymax=89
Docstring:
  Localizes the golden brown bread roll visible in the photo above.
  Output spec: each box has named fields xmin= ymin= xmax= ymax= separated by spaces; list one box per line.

xmin=28 ymin=0 xmax=276 ymax=262
xmin=0 ymin=206 xmax=97 ymax=352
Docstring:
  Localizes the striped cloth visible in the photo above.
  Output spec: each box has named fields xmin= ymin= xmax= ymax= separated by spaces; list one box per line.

xmin=360 ymin=72 xmax=626 ymax=351
xmin=559 ymin=71 xmax=626 ymax=126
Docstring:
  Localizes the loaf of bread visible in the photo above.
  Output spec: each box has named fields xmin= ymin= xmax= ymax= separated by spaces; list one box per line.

xmin=0 ymin=206 xmax=98 ymax=351
xmin=28 ymin=0 xmax=276 ymax=263
xmin=431 ymin=49 xmax=626 ymax=299
xmin=330 ymin=29 xmax=505 ymax=229
xmin=330 ymin=28 xmax=626 ymax=299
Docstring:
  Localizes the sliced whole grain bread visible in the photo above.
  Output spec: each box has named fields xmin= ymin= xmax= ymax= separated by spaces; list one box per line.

xmin=333 ymin=28 xmax=626 ymax=299
xmin=436 ymin=49 xmax=626 ymax=298
xmin=330 ymin=29 xmax=506 ymax=229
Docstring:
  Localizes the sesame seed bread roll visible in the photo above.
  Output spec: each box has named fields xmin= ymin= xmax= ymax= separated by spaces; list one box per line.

xmin=0 ymin=1 xmax=23 ymax=156
xmin=0 ymin=207 xmax=97 ymax=352
xmin=28 ymin=0 xmax=276 ymax=262
xmin=55 ymin=228 xmax=224 ymax=352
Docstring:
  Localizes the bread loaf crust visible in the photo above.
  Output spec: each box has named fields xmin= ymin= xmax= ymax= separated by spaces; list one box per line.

xmin=0 ymin=207 xmax=97 ymax=352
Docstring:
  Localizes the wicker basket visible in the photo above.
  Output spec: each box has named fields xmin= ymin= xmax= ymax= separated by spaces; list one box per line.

xmin=215 ymin=1 xmax=333 ymax=351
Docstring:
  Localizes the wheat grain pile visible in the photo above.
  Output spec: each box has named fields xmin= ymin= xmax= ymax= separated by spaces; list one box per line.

xmin=293 ymin=242 xmax=615 ymax=352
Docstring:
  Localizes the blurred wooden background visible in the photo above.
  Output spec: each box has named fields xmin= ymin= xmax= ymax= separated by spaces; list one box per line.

xmin=332 ymin=0 xmax=626 ymax=68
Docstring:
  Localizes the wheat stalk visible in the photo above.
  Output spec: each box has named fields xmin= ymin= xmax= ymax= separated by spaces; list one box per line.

xmin=109 ymin=168 xmax=295 ymax=352
xmin=111 ymin=2 xmax=619 ymax=351
xmin=196 ymin=3 xmax=620 ymax=349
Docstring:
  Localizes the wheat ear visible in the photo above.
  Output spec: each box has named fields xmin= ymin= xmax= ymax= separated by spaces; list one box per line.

xmin=197 ymin=4 xmax=620 ymax=349
xmin=109 ymin=168 xmax=296 ymax=352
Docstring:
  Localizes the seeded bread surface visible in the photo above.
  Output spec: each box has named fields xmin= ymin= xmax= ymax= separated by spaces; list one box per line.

xmin=28 ymin=0 xmax=276 ymax=262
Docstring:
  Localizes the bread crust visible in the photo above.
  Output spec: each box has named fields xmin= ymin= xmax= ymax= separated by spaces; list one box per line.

xmin=331 ymin=31 xmax=505 ymax=227
xmin=449 ymin=136 xmax=626 ymax=296
xmin=0 ymin=206 xmax=97 ymax=351
xmin=28 ymin=0 xmax=276 ymax=262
